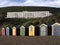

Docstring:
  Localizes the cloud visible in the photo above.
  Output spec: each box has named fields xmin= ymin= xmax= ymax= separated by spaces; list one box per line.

xmin=0 ymin=0 xmax=60 ymax=8
xmin=9 ymin=0 xmax=26 ymax=3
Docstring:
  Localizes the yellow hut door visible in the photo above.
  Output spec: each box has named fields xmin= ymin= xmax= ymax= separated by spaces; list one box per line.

xmin=13 ymin=29 xmax=16 ymax=36
xmin=12 ymin=27 xmax=16 ymax=36
xmin=29 ymin=26 xmax=35 ymax=36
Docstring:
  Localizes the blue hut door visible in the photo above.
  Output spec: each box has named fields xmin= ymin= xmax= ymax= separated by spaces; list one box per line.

xmin=54 ymin=26 xmax=60 ymax=36
xmin=6 ymin=27 xmax=10 ymax=36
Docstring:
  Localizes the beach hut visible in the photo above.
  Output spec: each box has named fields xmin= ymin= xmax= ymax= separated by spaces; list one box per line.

xmin=20 ymin=26 xmax=25 ymax=36
xmin=52 ymin=23 xmax=60 ymax=36
xmin=12 ymin=27 xmax=16 ymax=36
xmin=40 ymin=24 xmax=47 ymax=36
xmin=6 ymin=27 xmax=10 ymax=36
xmin=2 ymin=27 xmax=5 ymax=36
xmin=29 ymin=25 xmax=35 ymax=36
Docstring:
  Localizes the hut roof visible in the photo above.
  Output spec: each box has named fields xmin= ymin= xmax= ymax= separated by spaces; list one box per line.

xmin=40 ymin=24 xmax=47 ymax=27
xmin=52 ymin=23 xmax=60 ymax=26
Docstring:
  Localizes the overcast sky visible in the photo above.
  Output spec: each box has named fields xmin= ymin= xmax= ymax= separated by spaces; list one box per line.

xmin=0 ymin=0 xmax=60 ymax=8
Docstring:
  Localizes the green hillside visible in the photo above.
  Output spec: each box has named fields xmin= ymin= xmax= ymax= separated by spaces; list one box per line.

xmin=0 ymin=6 xmax=60 ymax=18
xmin=0 ymin=6 xmax=60 ymax=35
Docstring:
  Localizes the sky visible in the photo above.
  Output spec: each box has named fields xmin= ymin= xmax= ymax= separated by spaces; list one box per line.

xmin=0 ymin=0 xmax=60 ymax=8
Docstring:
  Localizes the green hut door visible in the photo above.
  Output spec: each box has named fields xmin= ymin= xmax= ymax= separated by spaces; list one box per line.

xmin=20 ymin=26 xmax=25 ymax=36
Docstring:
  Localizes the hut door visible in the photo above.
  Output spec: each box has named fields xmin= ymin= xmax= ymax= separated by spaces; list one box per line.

xmin=20 ymin=28 xmax=25 ymax=36
xmin=2 ymin=28 xmax=5 ymax=36
xmin=29 ymin=27 xmax=34 ymax=36
xmin=12 ymin=28 xmax=16 ymax=36
xmin=40 ymin=26 xmax=47 ymax=36
xmin=6 ymin=27 xmax=10 ymax=36
xmin=6 ymin=29 xmax=9 ymax=36
xmin=54 ymin=26 xmax=60 ymax=36
xmin=13 ymin=29 xmax=16 ymax=36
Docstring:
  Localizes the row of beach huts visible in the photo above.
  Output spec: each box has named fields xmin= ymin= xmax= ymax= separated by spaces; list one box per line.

xmin=1 ymin=23 xmax=60 ymax=36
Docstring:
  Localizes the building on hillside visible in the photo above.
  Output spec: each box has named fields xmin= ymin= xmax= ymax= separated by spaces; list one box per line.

xmin=6 ymin=11 xmax=52 ymax=18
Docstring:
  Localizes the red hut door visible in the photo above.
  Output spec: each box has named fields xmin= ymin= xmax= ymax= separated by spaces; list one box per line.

xmin=2 ymin=28 xmax=5 ymax=36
